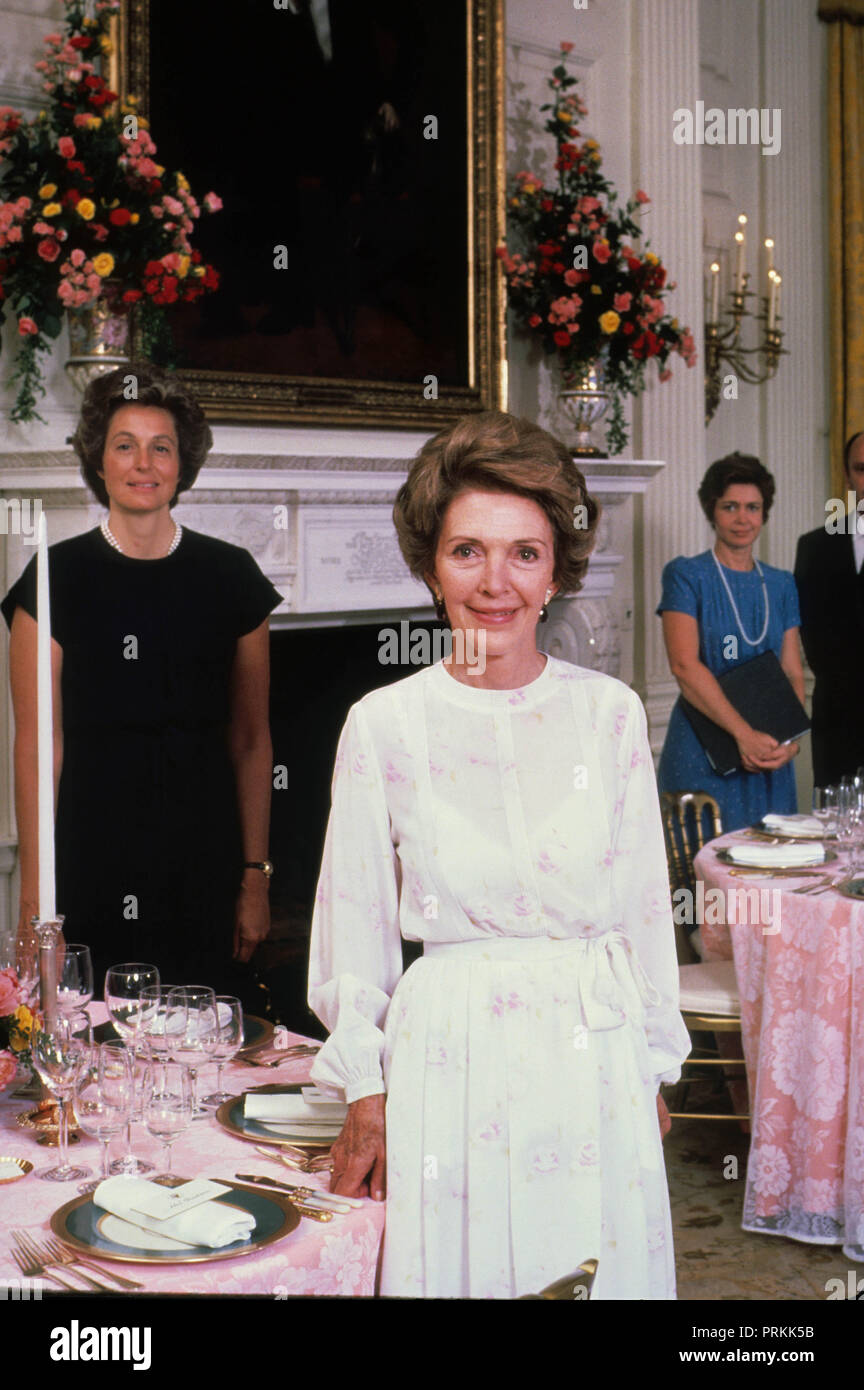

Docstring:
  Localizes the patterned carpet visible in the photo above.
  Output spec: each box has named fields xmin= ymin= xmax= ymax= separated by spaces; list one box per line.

xmin=667 ymin=1114 xmax=853 ymax=1300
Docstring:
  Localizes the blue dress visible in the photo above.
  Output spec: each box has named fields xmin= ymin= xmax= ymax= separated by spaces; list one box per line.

xmin=656 ymin=551 xmax=801 ymax=831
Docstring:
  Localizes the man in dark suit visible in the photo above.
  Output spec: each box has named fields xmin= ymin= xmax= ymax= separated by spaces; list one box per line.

xmin=794 ymin=432 xmax=864 ymax=785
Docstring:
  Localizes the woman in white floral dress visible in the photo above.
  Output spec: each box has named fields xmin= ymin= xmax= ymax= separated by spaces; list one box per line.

xmin=307 ymin=412 xmax=690 ymax=1299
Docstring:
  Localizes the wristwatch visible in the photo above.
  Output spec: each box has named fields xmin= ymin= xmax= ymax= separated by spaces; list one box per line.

xmin=244 ymin=860 xmax=274 ymax=878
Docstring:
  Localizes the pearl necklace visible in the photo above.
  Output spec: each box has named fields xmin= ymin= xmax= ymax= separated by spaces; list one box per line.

xmin=101 ymin=518 xmax=182 ymax=557
xmin=711 ymin=548 xmax=770 ymax=646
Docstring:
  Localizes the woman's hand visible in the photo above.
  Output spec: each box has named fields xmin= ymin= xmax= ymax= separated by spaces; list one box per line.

xmin=657 ymin=1093 xmax=671 ymax=1140
xmin=736 ymin=726 xmax=781 ymax=772
xmin=330 ymin=1093 xmax=386 ymax=1201
xmin=232 ymin=880 xmax=271 ymax=962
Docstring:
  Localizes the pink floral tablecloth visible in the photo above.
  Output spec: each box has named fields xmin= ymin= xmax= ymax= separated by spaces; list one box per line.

xmin=695 ymin=833 xmax=864 ymax=1261
xmin=0 ymin=1016 xmax=384 ymax=1297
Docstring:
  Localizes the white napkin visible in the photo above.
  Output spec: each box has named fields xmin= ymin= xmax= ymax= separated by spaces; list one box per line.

xmin=762 ymin=814 xmax=826 ymax=837
xmin=728 ymin=841 xmax=826 ymax=867
xmin=93 ymin=1177 xmax=255 ymax=1249
xmin=244 ymin=1092 xmax=345 ymax=1130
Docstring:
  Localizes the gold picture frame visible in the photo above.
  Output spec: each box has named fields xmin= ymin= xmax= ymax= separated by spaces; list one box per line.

xmin=116 ymin=1 xmax=506 ymax=427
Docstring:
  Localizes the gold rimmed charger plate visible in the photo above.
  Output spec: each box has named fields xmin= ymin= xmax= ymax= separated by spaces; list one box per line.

xmin=49 ymin=1178 xmax=300 ymax=1264
xmin=234 ymin=1015 xmax=275 ymax=1058
xmin=751 ymin=821 xmax=834 ymax=842
xmin=216 ymin=1090 xmax=337 ymax=1152
xmin=717 ymin=847 xmax=837 ymax=872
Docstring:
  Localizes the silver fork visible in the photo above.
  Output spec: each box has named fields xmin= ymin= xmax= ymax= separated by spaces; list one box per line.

xmin=43 ymin=1235 xmax=144 ymax=1291
xmin=13 ymin=1229 xmax=116 ymax=1293
xmin=10 ymin=1244 xmax=81 ymax=1293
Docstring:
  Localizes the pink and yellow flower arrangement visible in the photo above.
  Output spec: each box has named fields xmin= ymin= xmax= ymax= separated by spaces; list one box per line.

xmin=497 ymin=44 xmax=696 ymax=454
xmin=0 ymin=966 xmax=34 ymax=1093
xmin=0 ymin=0 xmax=222 ymax=422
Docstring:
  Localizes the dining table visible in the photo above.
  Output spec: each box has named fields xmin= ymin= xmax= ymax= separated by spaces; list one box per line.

xmin=0 ymin=1008 xmax=385 ymax=1299
xmin=694 ymin=829 xmax=864 ymax=1263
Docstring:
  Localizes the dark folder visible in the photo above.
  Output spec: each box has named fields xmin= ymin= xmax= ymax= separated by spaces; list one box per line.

xmin=679 ymin=650 xmax=811 ymax=777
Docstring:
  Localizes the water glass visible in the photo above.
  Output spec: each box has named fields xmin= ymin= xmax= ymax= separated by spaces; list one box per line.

xmin=104 ymin=962 xmax=161 ymax=1045
xmin=73 ymin=1043 xmax=134 ymax=1194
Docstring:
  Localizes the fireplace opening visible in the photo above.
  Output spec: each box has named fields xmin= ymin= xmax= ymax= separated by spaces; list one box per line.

xmin=260 ymin=620 xmax=447 ymax=1032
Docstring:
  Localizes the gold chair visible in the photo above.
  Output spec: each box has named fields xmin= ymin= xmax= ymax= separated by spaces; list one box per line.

xmin=519 ymin=1259 xmax=598 ymax=1300
xmin=659 ymin=791 xmax=748 ymax=1121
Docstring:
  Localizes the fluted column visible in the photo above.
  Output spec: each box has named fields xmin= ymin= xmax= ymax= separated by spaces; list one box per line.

xmin=632 ymin=0 xmax=707 ymax=753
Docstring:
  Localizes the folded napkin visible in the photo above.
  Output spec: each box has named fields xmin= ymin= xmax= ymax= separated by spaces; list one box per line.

xmin=728 ymin=841 xmax=826 ymax=867
xmin=244 ymin=1092 xmax=346 ymax=1129
xmin=762 ymin=813 xmax=825 ymax=837
xmin=93 ymin=1177 xmax=255 ymax=1249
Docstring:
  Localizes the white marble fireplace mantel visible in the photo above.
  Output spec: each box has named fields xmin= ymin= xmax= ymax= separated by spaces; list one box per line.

xmin=0 ymin=447 xmax=664 ymax=945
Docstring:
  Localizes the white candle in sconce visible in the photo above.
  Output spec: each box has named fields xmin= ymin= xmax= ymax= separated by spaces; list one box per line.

xmin=767 ymin=270 xmax=777 ymax=330
xmin=734 ymin=214 xmax=747 ymax=293
xmin=709 ymin=261 xmax=720 ymax=324
xmin=773 ymin=273 xmax=782 ymax=327
xmin=36 ymin=512 xmax=57 ymax=923
xmin=764 ymin=237 xmax=775 ymax=278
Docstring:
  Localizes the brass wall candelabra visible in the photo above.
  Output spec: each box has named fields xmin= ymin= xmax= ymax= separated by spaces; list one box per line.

xmin=704 ymin=216 xmax=786 ymax=425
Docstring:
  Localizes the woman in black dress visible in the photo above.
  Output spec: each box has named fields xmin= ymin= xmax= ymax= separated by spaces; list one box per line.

xmin=3 ymin=366 xmax=281 ymax=1002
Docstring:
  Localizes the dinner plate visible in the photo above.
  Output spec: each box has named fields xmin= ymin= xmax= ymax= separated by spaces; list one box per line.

xmin=753 ymin=819 xmax=833 ymax=841
xmin=717 ymin=846 xmax=837 ymax=871
xmin=49 ymin=1178 xmax=299 ymax=1264
xmin=216 ymin=1092 xmax=337 ymax=1151
xmin=834 ymin=877 xmax=864 ymax=902
xmin=94 ymin=1014 xmax=274 ymax=1055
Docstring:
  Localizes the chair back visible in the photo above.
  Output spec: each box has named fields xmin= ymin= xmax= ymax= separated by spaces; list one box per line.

xmin=660 ymin=790 xmax=723 ymax=896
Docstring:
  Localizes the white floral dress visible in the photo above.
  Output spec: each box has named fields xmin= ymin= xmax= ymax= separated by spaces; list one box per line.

xmin=308 ymin=656 xmax=690 ymax=1299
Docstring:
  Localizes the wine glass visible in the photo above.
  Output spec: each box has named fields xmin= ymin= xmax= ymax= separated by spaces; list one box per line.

xmin=104 ymin=963 xmax=160 ymax=1045
xmin=72 ymin=1043 xmax=134 ymax=1194
xmin=166 ymin=986 xmax=218 ymax=1118
xmin=812 ymin=785 xmax=838 ymax=832
xmin=138 ymin=983 xmax=179 ymax=1078
xmin=143 ymin=1062 xmax=193 ymax=1176
xmin=56 ymin=943 xmax=94 ymax=1015
xmin=30 ymin=1014 xmax=92 ymax=1182
xmin=104 ymin=963 xmax=160 ymax=1175
xmin=203 ymin=996 xmax=244 ymax=1107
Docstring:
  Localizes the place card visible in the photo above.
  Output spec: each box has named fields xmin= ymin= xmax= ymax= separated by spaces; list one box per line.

xmin=128 ymin=1178 xmax=231 ymax=1221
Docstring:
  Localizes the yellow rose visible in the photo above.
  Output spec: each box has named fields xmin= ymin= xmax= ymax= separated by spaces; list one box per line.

xmin=42 ymin=202 xmax=61 ymax=217
xmin=644 ymin=251 xmax=659 ymax=265
xmin=557 ymin=111 xmax=572 ymax=123
xmin=590 ymin=284 xmax=602 ymax=295
xmin=93 ymin=253 xmax=115 ymax=277
xmin=76 ymin=198 xmax=96 ymax=220
xmin=100 ymin=36 xmax=114 ymax=55
xmin=154 ymin=163 xmax=165 ymax=176
xmin=599 ymin=310 xmax=621 ymax=334
xmin=522 ymin=182 xmax=537 ymax=195
xmin=39 ymin=183 xmax=57 ymax=199
xmin=192 ymin=265 xmax=206 ymax=277
xmin=129 ymin=213 xmax=140 ymax=224
xmin=177 ymin=255 xmax=190 ymax=279
xmin=176 ymin=172 xmax=190 ymax=191
xmin=87 ymin=115 xmax=102 ymax=130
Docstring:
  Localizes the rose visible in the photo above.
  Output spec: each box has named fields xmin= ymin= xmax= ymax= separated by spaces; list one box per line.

xmin=592 ymin=239 xmax=612 ymax=263
xmin=560 ymin=41 xmax=574 ymax=52
xmin=92 ymin=252 xmax=114 ymax=277
xmin=0 ymin=967 xmax=20 ymax=1017
xmin=553 ymin=329 xmax=570 ymax=347
xmin=37 ymin=237 xmax=60 ymax=262
xmin=203 ymin=191 xmax=222 ymax=213
xmin=0 ymin=1050 xmax=18 ymax=1092
xmin=613 ymin=292 xmax=632 ymax=312
xmin=38 ymin=182 xmax=58 ymax=199
xmin=76 ymin=198 xmax=96 ymax=220
xmin=58 ymin=135 xmax=76 ymax=157
xmin=18 ymin=316 xmax=38 ymax=336
xmin=599 ymin=310 xmax=620 ymax=334
xmin=108 ymin=207 xmax=131 ymax=226
xmin=635 ymin=189 xmax=650 ymax=203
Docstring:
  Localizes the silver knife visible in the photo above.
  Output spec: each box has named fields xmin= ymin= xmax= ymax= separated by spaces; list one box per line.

xmin=235 ymin=1173 xmax=353 ymax=1212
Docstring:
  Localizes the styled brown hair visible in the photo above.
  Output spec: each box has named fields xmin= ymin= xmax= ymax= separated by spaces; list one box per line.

xmin=393 ymin=411 xmax=600 ymax=596
xmin=72 ymin=362 xmax=213 ymax=508
xmin=697 ymin=451 xmax=775 ymax=526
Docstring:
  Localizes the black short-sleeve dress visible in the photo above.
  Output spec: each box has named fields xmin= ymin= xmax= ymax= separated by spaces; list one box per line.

xmin=1 ymin=527 xmax=282 ymax=994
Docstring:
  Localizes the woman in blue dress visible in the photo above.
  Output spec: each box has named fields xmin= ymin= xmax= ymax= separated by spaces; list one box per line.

xmin=657 ymin=452 xmax=805 ymax=831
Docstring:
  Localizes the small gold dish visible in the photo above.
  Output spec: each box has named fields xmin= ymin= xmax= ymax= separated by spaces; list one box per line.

xmin=0 ymin=1156 xmax=34 ymax=1183
xmin=15 ymin=1106 xmax=80 ymax=1146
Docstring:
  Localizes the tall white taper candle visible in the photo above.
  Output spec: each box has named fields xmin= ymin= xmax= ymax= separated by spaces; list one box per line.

xmin=36 ymin=512 xmax=56 ymax=922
